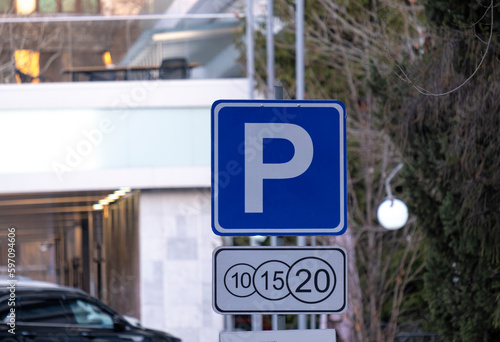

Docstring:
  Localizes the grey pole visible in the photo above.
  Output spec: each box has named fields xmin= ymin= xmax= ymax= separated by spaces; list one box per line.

xmin=272 ymin=86 xmax=286 ymax=331
xmin=266 ymin=0 xmax=275 ymax=99
xmin=274 ymin=85 xmax=283 ymax=100
xmin=297 ymin=235 xmax=307 ymax=330
xmin=310 ymin=236 xmax=317 ymax=329
xmin=251 ymin=236 xmax=262 ymax=331
xmin=296 ymin=0 xmax=307 ymax=329
xmin=223 ymin=236 xmax=234 ymax=331
xmin=246 ymin=0 xmax=255 ymax=99
xmin=295 ymin=0 xmax=305 ymax=100
xmin=225 ymin=315 xmax=233 ymax=332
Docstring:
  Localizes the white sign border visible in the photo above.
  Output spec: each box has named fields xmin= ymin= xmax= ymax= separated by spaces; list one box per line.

xmin=212 ymin=101 xmax=346 ymax=235
xmin=212 ymin=246 xmax=348 ymax=314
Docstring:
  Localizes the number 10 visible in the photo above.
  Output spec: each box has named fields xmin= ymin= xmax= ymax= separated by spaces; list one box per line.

xmin=231 ymin=271 xmax=252 ymax=289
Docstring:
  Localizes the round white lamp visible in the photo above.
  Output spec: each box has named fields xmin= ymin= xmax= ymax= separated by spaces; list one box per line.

xmin=377 ymin=198 xmax=409 ymax=230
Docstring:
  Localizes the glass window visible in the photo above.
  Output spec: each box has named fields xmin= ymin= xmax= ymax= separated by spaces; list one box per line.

xmin=81 ymin=0 xmax=98 ymax=13
xmin=36 ymin=0 xmax=99 ymax=13
xmin=68 ymin=299 xmax=113 ymax=328
xmin=0 ymin=0 xmax=13 ymax=12
xmin=61 ymin=0 xmax=76 ymax=12
xmin=38 ymin=0 xmax=56 ymax=12
xmin=18 ymin=297 xmax=70 ymax=324
xmin=0 ymin=294 xmax=15 ymax=323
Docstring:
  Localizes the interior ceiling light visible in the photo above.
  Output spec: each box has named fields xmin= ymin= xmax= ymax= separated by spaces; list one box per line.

xmin=95 ymin=188 xmax=131 ymax=207
xmin=152 ymin=26 xmax=240 ymax=42
xmin=107 ymin=194 xmax=119 ymax=201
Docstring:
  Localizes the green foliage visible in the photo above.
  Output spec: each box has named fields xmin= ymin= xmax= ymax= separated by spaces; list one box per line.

xmin=385 ymin=31 xmax=500 ymax=340
xmin=246 ymin=0 xmax=432 ymax=339
xmin=422 ymin=0 xmax=500 ymax=36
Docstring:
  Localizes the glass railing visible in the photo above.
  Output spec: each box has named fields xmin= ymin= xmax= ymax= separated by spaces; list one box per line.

xmin=0 ymin=13 xmax=245 ymax=84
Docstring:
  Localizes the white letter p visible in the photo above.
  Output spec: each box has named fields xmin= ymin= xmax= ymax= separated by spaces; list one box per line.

xmin=244 ymin=123 xmax=313 ymax=213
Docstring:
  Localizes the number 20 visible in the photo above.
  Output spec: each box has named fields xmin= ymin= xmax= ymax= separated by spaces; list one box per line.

xmin=295 ymin=269 xmax=330 ymax=293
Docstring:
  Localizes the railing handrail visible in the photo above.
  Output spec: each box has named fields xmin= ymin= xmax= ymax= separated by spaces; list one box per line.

xmin=0 ymin=12 xmax=239 ymax=24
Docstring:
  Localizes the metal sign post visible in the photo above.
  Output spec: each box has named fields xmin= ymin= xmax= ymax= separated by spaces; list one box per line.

xmin=211 ymin=88 xmax=348 ymax=339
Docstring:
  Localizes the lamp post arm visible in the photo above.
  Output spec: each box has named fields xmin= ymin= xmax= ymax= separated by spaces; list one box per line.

xmin=385 ymin=163 xmax=404 ymax=199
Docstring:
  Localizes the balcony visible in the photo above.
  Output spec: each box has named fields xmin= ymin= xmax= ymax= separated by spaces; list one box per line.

xmin=0 ymin=13 xmax=244 ymax=84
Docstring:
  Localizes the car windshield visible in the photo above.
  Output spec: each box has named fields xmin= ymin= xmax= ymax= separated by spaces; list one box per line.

xmin=68 ymin=299 xmax=114 ymax=328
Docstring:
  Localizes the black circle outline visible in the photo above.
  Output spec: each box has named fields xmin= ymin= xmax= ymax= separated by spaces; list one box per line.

xmin=224 ymin=263 xmax=256 ymax=298
xmin=286 ymin=257 xmax=336 ymax=304
xmin=253 ymin=260 xmax=291 ymax=301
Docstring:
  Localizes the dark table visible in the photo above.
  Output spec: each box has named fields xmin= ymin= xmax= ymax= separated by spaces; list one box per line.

xmin=62 ymin=62 xmax=200 ymax=81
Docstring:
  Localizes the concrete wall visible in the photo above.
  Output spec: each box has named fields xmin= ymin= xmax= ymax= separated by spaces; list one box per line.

xmin=0 ymin=78 xmax=248 ymax=193
xmin=139 ymin=188 xmax=222 ymax=342
xmin=0 ymin=77 xmax=248 ymax=341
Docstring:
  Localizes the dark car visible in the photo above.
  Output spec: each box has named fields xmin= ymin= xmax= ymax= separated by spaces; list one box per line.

xmin=0 ymin=280 xmax=181 ymax=342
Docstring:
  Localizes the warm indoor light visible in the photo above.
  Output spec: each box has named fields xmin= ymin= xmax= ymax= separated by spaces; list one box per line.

xmin=102 ymin=51 xmax=113 ymax=67
xmin=14 ymin=49 xmax=39 ymax=83
xmin=377 ymin=198 xmax=409 ymax=230
xmin=16 ymin=0 xmax=36 ymax=14
xmin=98 ymin=199 xmax=110 ymax=205
xmin=93 ymin=204 xmax=104 ymax=210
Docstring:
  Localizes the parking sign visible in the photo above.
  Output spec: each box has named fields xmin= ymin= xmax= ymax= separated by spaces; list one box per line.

xmin=211 ymin=100 xmax=346 ymax=236
xmin=213 ymin=246 xmax=347 ymax=314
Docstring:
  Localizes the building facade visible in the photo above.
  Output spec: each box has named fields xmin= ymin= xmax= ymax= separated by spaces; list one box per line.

xmin=0 ymin=1 xmax=257 ymax=341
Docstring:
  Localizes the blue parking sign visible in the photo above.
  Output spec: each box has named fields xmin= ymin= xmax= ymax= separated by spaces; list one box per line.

xmin=211 ymin=100 xmax=346 ymax=236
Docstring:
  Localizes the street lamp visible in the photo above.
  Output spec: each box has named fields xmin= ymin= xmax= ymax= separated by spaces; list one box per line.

xmin=377 ymin=198 xmax=408 ymax=230
xmin=377 ymin=163 xmax=409 ymax=230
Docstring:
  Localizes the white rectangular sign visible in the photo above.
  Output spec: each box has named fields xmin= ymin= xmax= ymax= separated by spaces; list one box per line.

xmin=213 ymin=247 xmax=347 ymax=314
xmin=220 ymin=329 xmax=336 ymax=342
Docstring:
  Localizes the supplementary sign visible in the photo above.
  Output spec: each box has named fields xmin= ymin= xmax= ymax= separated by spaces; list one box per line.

xmin=211 ymin=100 xmax=346 ymax=236
xmin=212 ymin=247 xmax=347 ymax=314
xmin=220 ymin=329 xmax=336 ymax=342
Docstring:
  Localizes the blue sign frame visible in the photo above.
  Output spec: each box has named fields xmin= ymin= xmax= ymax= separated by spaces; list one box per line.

xmin=211 ymin=100 xmax=346 ymax=236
